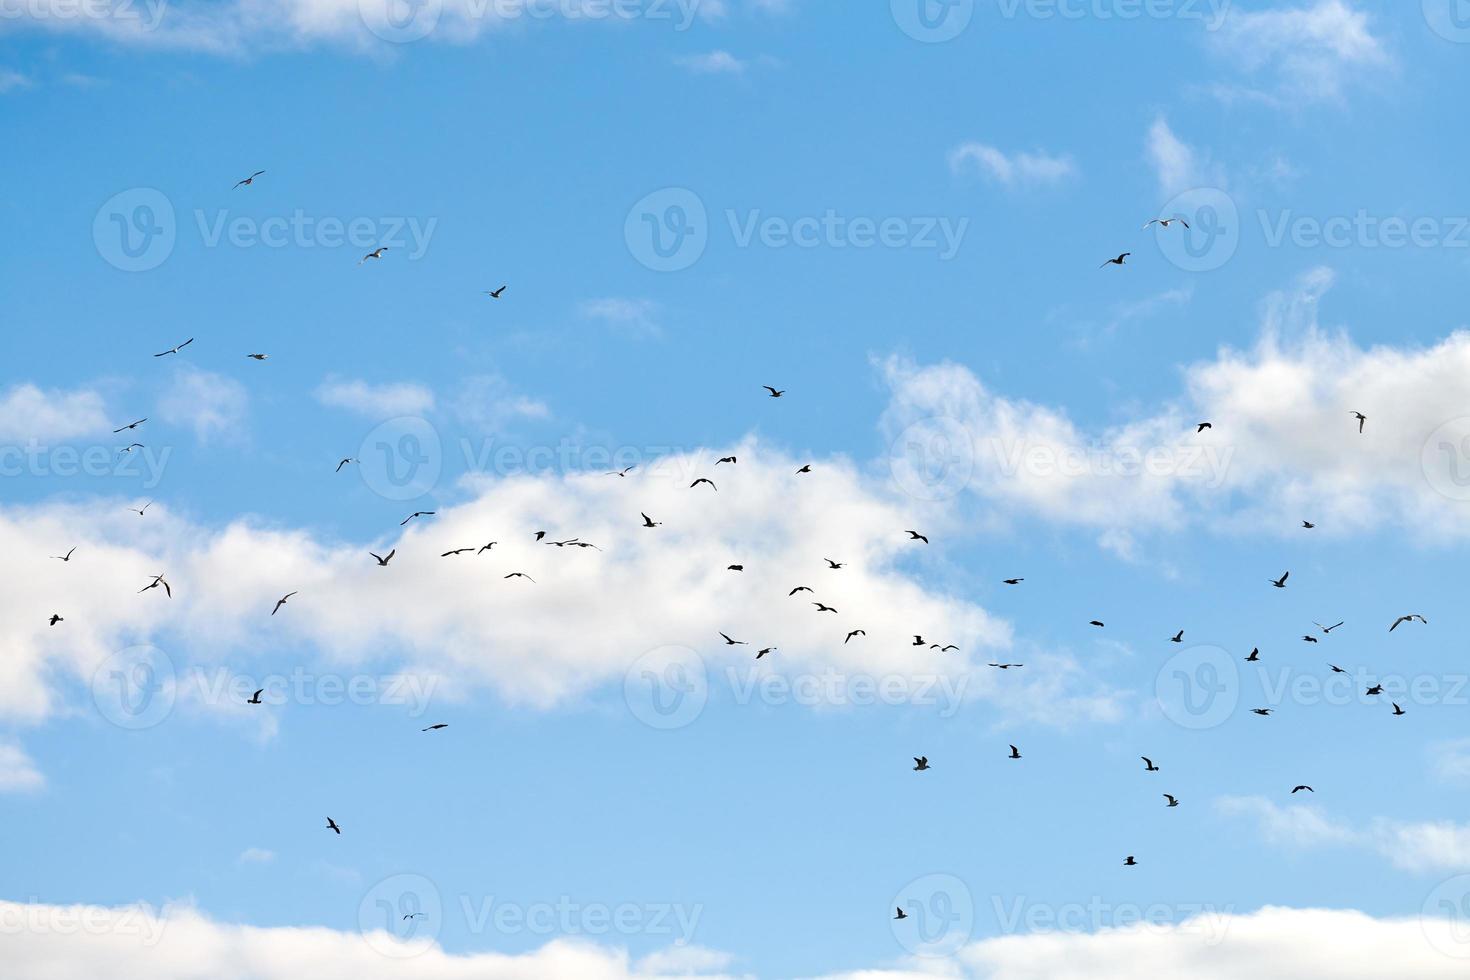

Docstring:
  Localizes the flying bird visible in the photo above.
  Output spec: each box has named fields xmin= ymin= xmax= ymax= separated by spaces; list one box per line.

xmin=1270 ymin=572 xmax=1290 ymax=589
xmin=790 ymin=587 xmax=813 ymax=596
xmin=825 ymin=559 xmax=845 ymax=569
xmin=127 ymin=501 xmax=152 ymax=516
xmin=1100 ymin=252 xmax=1131 ymax=268
xmin=1145 ymin=217 xmax=1189 ymax=230
xmin=1315 ymin=621 xmax=1344 ymax=634
xmin=233 ymin=170 xmax=266 ymax=188
xmin=52 ymin=548 xmax=77 ymax=562
xmin=1351 ymin=411 xmax=1367 ymax=433
xmin=476 ymin=543 xmax=497 ymax=555
xmin=1196 ymin=422 xmax=1212 ymax=433
xmin=359 ymin=247 xmax=388 ymax=264
xmin=1302 ymin=635 xmax=1319 ymax=643
xmin=1170 ymin=630 xmax=1184 ymax=643
xmin=370 ymin=550 xmax=396 ymax=567
xmin=113 ymin=418 xmax=147 ymax=433
xmin=1251 ymin=708 xmax=1273 ymax=716
xmin=326 ymin=818 xmax=341 ymax=835
xmin=246 ymin=353 xmax=269 ymax=360
xmin=441 ymin=548 xmax=474 ymax=557
xmin=1142 ymin=757 xmax=1159 ymax=772
xmin=1008 ymin=745 xmax=1021 ymax=760
xmin=608 ymin=466 xmax=636 ymax=477
xmin=485 ymin=285 xmax=507 ymax=299
xmin=247 ymin=689 xmax=264 ymax=704
xmin=48 ymin=614 xmax=63 ymax=626
xmin=641 ymin=513 xmax=662 ymax=528
xmin=1366 ymin=684 xmax=1384 ymax=697
xmin=762 ymin=386 xmax=785 ymax=398
xmin=813 ymin=602 xmax=838 ymax=614
xmin=504 ymin=573 xmax=535 ymax=583
xmin=719 ymin=632 xmax=747 ymax=646
xmin=757 ymin=647 xmax=776 ymax=660
xmin=335 ymin=458 xmax=357 ymax=473
xmin=1392 ymin=703 xmax=1406 ymax=716
xmin=1390 ymin=615 xmax=1427 ymax=632
xmin=690 ymin=479 xmax=717 ymax=491
xmin=728 ymin=565 xmax=744 ymax=572
xmin=1246 ymin=648 xmax=1261 ymax=662
xmin=1090 ymin=620 xmax=1105 ymax=628
xmin=906 ymin=531 xmax=929 ymax=544
xmin=845 ymin=630 xmax=866 ymax=644
xmin=153 ymin=338 xmax=194 ymax=357
xmin=422 ymin=724 xmax=448 ymax=732
xmin=1123 ymin=856 xmax=1137 ymax=867
xmin=717 ymin=456 xmax=737 ymax=465
xmin=1163 ymin=794 xmax=1180 ymax=808
xmin=1329 ymin=664 xmax=1347 ymax=674
xmin=894 ymin=908 xmax=907 ymax=920
xmin=796 ymin=464 xmax=813 ymax=474
xmin=1302 ymin=521 xmax=1316 ymax=529
xmin=913 ymin=757 xmax=930 ymax=771
xmin=400 ymin=511 xmax=435 ymax=526
xmin=1291 ymin=785 xmax=1314 ymax=794
xmin=139 ymin=574 xmax=172 ymax=597
xmin=988 ymin=663 xmax=1024 ymax=669
xmin=271 ymin=592 xmax=297 ymax=616
xmin=1003 ymin=578 xmax=1024 ymax=586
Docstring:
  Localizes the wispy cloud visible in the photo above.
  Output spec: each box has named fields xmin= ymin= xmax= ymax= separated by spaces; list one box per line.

xmin=579 ymin=298 xmax=662 ymax=339
xmin=316 ymin=378 xmax=436 ymax=419
xmin=674 ymin=50 xmax=748 ymax=74
xmin=1209 ymin=0 xmax=1390 ymax=105
xmin=948 ymin=142 xmax=1077 ymax=189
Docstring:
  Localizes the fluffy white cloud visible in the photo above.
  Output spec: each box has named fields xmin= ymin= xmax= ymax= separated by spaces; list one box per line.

xmin=7 ymin=901 xmax=1470 ymax=978
xmin=1145 ymin=118 xmax=1223 ymax=199
xmin=882 ymin=267 xmax=1470 ymax=540
xmin=948 ymin=144 xmax=1076 ymax=189
xmin=0 ymin=384 xmax=110 ymax=443
xmin=316 ymin=379 xmax=436 ymax=418
xmin=0 ymin=742 xmax=44 ymax=793
xmin=156 ymin=368 xmax=249 ymax=444
xmin=1209 ymin=0 xmax=1390 ymax=104
xmin=580 ymin=298 xmax=663 ymax=338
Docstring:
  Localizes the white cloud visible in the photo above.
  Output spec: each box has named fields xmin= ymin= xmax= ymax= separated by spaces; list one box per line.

xmin=0 ymin=384 xmax=110 ymax=442
xmin=1209 ymin=0 xmax=1390 ymax=104
xmin=451 ymin=375 xmax=549 ymax=428
xmin=0 ymin=742 xmax=44 ymax=793
xmin=0 ymin=69 xmax=32 ymax=92
xmin=7 ymin=901 xmax=1470 ymax=978
xmin=580 ymin=298 xmax=662 ymax=338
xmin=316 ymin=379 xmax=436 ymax=419
xmin=236 ymin=847 xmax=275 ymax=864
xmin=675 ymin=51 xmax=748 ymax=74
xmin=1431 ymin=738 xmax=1470 ymax=784
xmin=948 ymin=143 xmax=1076 ymax=189
xmin=1145 ymin=118 xmax=1223 ymax=200
xmin=156 ymin=368 xmax=248 ymax=444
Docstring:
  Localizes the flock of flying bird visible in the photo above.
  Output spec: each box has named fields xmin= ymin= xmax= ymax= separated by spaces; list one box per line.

xmin=39 ymin=179 xmax=1426 ymax=932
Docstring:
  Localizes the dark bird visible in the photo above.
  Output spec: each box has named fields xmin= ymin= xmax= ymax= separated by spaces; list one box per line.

xmin=477 ymin=543 xmax=497 ymax=555
xmin=1291 ymin=785 xmax=1314 ymax=794
xmin=691 ymin=478 xmax=718 ymax=491
xmin=233 ymin=170 xmax=266 ymax=188
xmin=641 ymin=513 xmax=662 ymax=528
xmin=988 ymin=663 xmax=1024 ymax=669
xmin=326 ymin=818 xmax=341 ymax=835
xmin=370 ymin=550 xmax=396 ymax=567
xmin=52 ymin=548 xmax=77 ymax=562
xmin=127 ymin=501 xmax=152 ymax=516
xmin=913 ymin=636 xmax=927 ymax=646
xmin=113 ymin=418 xmax=147 ymax=433
xmin=1123 ymin=856 xmax=1137 ymax=866
xmin=48 ymin=614 xmax=63 ymax=626
xmin=825 ymin=559 xmax=846 ymax=570
xmin=1315 ymin=622 xmax=1345 ymax=635
xmin=534 ymin=532 xmax=547 ymax=542
xmin=247 ymin=689 xmax=264 ymax=704
xmin=757 ymin=647 xmax=776 ymax=660
xmin=933 ymin=644 xmax=959 ymax=652
xmin=719 ymin=632 xmax=747 ymax=646
xmin=1302 ymin=635 xmax=1319 ymax=643
xmin=246 ymin=353 xmax=269 ymax=360
xmin=1302 ymin=521 xmax=1316 ymax=529
xmin=1329 ymin=664 xmax=1347 ymax=674
xmin=813 ymin=603 xmax=838 ymax=614
xmin=400 ymin=511 xmax=435 ymax=526
xmin=1100 ymin=252 xmax=1131 ymax=268
xmin=1170 ymin=630 xmax=1184 ymax=643
xmin=845 ymin=630 xmax=866 ymax=644
xmin=1142 ymin=757 xmax=1159 ymax=772
xmin=422 ymin=724 xmax=449 ymax=732
xmin=504 ymin=573 xmax=535 ymax=583
xmin=728 ymin=565 xmax=744 ymax=572
xmin=789 ymin=587 xmax=813 ymax=596
xmin=1390 ymin=615 xmax=1427 ymax=632
xmin=762 ymin=386 xmax=785 ymax=398
xmin=1270 ymin=572 xmax=1290 ymax=589
xmin=1164 ymin=794 xmax=1180 ymax=807
xmin=485 ymin=286 xmax=507 ymax=299
xmin=1251 ymin=708 xmax=1273 ymax=716
xmin=359 ymin=247 xmax=388 ymax=264
xmin=608 ymin=466 xmax=636 ymax=477
xmin=1351 ymin=411 xmax=1367 ymax=434
xmin=717 ymin=456 xmax=737 ymax=465
xmin=153 ymin=338 xmax=194 ymax=357
xmin=1196 ymin=422 xmax=1212 ymax=433
xmin=272 ymin=592 xmax=297 ymax=615
xmin=1145 ymin=217 xmax=1190 ymax=230
xmin=139 ymin=574 xmax=172 ymax=597
xmin=1366 ymin=684 xmax=1384 ymax=697
xmin=913 ymin=757 xmax=930 ymax=771
xmin=1246 ymin=648 xmax=1261 ymax=662
xmin=120 ymin=444 xmax=144 ymax=454
xmin=906 ymin=531 xmax=929 ymax=544
xmin=403 ymin=913 xmax=425 ymax=921
xmin=335 ymin=458 xmax=357 ymax=473
xmin=1003 ymin=578 xmax=1024 ymax=586
xmin=1090 ymin=621 xmax=1105 ymax=628
xmin=441 ymin=548 xmax=474 ymax=557
xmin=796 ymin=464 xmax=812 ymax=474
xmin=1392 ymin=703 xmax=1406 ymax=716
xmin=1008 ymin=745 xmax=1021 ymax=760
xmin=894 ymin=908 xmax=907 ymax=921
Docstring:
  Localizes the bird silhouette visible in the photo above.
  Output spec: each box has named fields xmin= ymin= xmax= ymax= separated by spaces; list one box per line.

xmin=1270 ymin=572 xmax=1290 ymax=589
xmin=48 ymin=614 xmax=63 ymax=626
xmin=359 ymin=247 xmax=388 ymax=264
xmin=1390 ymin=615 xmax=1427 ymax=632
xmin=719 ymin=632 xmax=747 ymax=646
xmin=52 ymin=548 xmax=77 ymax=562
xmin=154 ymin=338 xmax=194 ymax=357
xmin=1292 ymin=785 xmax=1314 ymax=794
xmin=641 ymin=513 xmax=662 ymax=528
xmin=1351 ymin=411 xmax=1367 ymax=433
xmin=422 ymin=724 xmax=449 ymax=732
xmin=113 ymin=418 xmax=147 ymax=433
xmin=272 ymin=592 xmax=297 ymax=615
xmin=845 ymin=630 xmax=866 ymax=644
xmin=370 ymin=550 xmax=396 ymax=567
xmin=691 ymin=479 xmax=717 ymax=491
xmin=247 ymin=689 xmax=264 ymax=704
xmin=1392 ymin=703 xmax=1406 ymax=716
xmin=1100 ymin=252 xmax=1131 ymax=268
xmin=1246 ymin=648 xmax=1261 ymax=662
xmin=1164 ymin=794 xmax=1180 ymax=807
xmin=326 ymin=818 xmax=341 ymax=835
xmin=233 ymin=170 xmax=266 ymax=188
xmin=335 ymin=458 xmax=357 ymax=473
xmin=1142 ymin=757 xmax=1159 ymax=772
xmin=400 ymin=511 xmax=435 ymax=526
xmin=906 ymin=530 xmax=929 ymax=543
xmin=913 ymin=757 xmax=930 ymax=771
xmin=763 ymin=386 xmax=785 ymax=398
xmin=486 ymin=285 xmax=507 ymax=299
xmin=1008 ymin=745 xmax=1022 ymax=760
xmin=1170 ymin=630 xmax=1184 ymax=643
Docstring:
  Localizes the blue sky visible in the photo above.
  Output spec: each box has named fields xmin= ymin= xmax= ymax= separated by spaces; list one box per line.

xmin=6 ymin=2 xmax=1470 ymax=978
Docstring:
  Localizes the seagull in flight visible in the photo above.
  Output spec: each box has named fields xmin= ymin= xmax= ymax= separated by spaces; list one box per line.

xmin=1314 ymin=621 xmax=1344 ymax=635
xmin=1329 ymin=664 xmax=1347 ymax=674
xmin=1246 ymin=648 xmax=1261 ymax=662
xmin=1270 ymin=572 xmax=1290 ymax=589
xmin=139 ymin=574 xmax=172 ymax=597
xmin=845 ymin=630 xmax=866 ymax=644
xmin=120 ymin=444 xmax=144 ymax=454
xmin=326 ymin=818 xmax=341 ymax=835
xmin=762 ymin=386 xmax=785 ymax=398
xmin=1008 ymin=745 xmax=1022 ymax=760
xmin=690 ymin=478 xmax=717 ymax=491
xmin=894 ymin=908 xmax=907 ymax=920
xmin=1145 ymin=217 xmax=1190 ymax=230
xmin=1170 ymin=630 xmax=1184 ymax=643
xmin=824 ymin=559 xmax=845 ymax=570
xmin=335 ymin=458 xmax=357 ymax=473
xmin=1100 ymin=252 xmax=1131 ymax=268
xmin=1196 ymin=422 xmax=1212 ymax=433
xmin=717 ymin=456 xmax=737 ymax=465
xmin=988 ymin=663 xmax=1024 ymax=670
xmin=52 ymin=548 xmax=77 ymax=562
xmin=1292 ymin=785 xmax=1314 ymax=794
xmin=233 ymin=170 xmax=266 ymax=188
xmin=1251 ymin=708 xmax=1273 ymax=716
xmin=504 ymin=573 xmax=535 ymax=583
xmin=476 ymin=542 xmax=497 ymax=555
xmin=485 ymin=285 xmax=507 ymax=299
xmin=370 ymin=550 xmax=396 ymax=567
xmin=1003 ymin=578 xmax=1024 ymax=586
xmin=796 ymin=464 xmax=813 ymax=474
xmin=359 ymin=247 xmax=388 ymax=264
xmin=246 ymin=353 xmax=269 ymax=360
xmin=400 ymin=511 xmax=435 ymax=526
xmin=272 ymin=592 xmax=297 ymax=616
xmin=906 ymin=530 xmax=929 ymax=543
xmin=422 ymin=724 xmax=449 ymax=732
xmin=756 ymin=647 xmax=776 ymax=660
xmin=48 ymin=614 xmax=63 ymax=626
xmin=1163 ymin=794 xmax=1180 ymax=807
xmin=813 ymin=602 xmax=839 ymax=614
xmin=913 ymin=757 xmax=930 ymax=771
xmin=1366 ymin=684 xmax=1384 ymax=697
xmin=1351 ymin=411 xmax=1367 ymax=433
xmin=1302 ymin=521 xmax=1316 ymax=529
xmin=128 ymin=501 xmax=153 ymax=517
xmin=247 ymin=689 xmax=264 ymax=704
xmin=1142 ymin=757 xmax=1159 ymax=772
xmin=641 ymin=513 xmax=662 ymax=528
xmin=719 ymin=632 xmax=747 ymax=646
xmin=113 ymin=418 xmax=147 ymax=433
xmin=1302 ymin=635 xmax=1319 ymax=643
xmin=608 ymin=466 xmax=636 ymax=477
xmin=1392 ymin=703 xmax=1406 ymax=716
xmin=1390 ymin=615 xmax=1427 ymax=632
xmin=153 ymin=338 xmax=194 ymax=357
xmin=1123 ymin=856 xmax=1137 ymax=867
xmin=790 ymin=587 xmax=814 ymax=596
xmin=441 ymin=548 xmax=475 ymax=557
